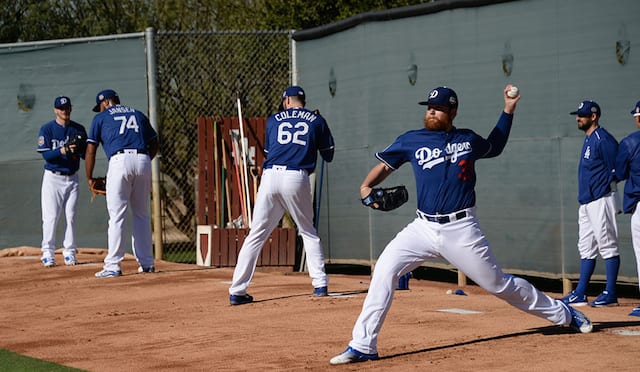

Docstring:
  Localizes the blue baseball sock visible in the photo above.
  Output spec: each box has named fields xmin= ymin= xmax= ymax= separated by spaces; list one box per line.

xmin=574 ymin=258 xmax=596 ymax=295
xmin=604 ymin=256 xmax=620 ymax=296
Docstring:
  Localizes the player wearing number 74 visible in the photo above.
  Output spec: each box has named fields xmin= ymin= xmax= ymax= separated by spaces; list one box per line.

xmin=228 ymin=86 xmax=335 ymax=305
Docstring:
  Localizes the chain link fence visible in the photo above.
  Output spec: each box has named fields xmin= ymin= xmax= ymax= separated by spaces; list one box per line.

xmin=154 ymin=30 xmax=292 ymax=263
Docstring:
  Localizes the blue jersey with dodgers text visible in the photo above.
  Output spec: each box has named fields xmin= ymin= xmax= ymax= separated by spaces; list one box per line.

xmin=37 ymin=120 xmax=87 ymax=174
xmin=263 ymin=107 xmax=335 ymax=171
xmin=88 ymin=104 xmax=157 ymax=159
xmin=577 ymin=126 xmax=618 ymax=205
xmin=615 ymin=130 xmax=640 ymax=213
xmin=376 ymin=112 xmax=514 ymax=215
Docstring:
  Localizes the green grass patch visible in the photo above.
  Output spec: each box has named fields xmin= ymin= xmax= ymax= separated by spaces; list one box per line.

xmin=0 ymin=349 xmax=85 ymax=372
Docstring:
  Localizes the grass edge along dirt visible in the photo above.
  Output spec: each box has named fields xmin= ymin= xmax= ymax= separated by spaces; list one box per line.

xmin=0 ymin=349 xmax=86 ymax=372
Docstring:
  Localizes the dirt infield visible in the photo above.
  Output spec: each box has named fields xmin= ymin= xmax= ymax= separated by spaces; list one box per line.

xmin=1 ymin=247 xmax=639 ymax=371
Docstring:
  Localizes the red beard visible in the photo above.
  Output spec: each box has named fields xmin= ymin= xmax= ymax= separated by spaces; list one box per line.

xmin=424 ymin=115 xmax=449 ymax=131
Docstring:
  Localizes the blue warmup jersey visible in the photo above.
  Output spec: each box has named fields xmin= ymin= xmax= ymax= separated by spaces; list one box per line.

xmin=577 ymin=126 xmax=618 ymax=205
xmin=263 ymin=107 xmax=335 ymax=171
xmin=376 ymin=112 xmax=514 ymax=215
xmin=616 ymin=130 xmax=640 ymax=213
xmin=88 ymin=104 xmax=157 ymax=159
xmin=37 ymin=120 xmax=87 ymax=174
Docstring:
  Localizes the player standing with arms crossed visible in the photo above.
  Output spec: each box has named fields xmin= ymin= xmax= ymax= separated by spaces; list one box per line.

xmin=330 ymin=85 xmax=592 ymax=365
xmin=37 ymin=96 xmax=87 ymax=267
xmin=85 ymin=89 xmax=159 ymax=278
xmin=228 ymin=86 xmax=335 ymax=305
xmin=560 ymin=100 xmax=620 ymax=307
xmin=615 ymin=100 xmax=640 ymax=317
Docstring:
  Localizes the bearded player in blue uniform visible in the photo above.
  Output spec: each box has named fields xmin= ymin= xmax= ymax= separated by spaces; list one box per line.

xmin=561 ymin=100 xmax=620 ymax=307
xmin=37 ymin=96 xmax=87 ymax=267
xmin=228 ymin=86 xmax=335 ymax=305
xmin=330 ymin=86 xmax=592 ymax=365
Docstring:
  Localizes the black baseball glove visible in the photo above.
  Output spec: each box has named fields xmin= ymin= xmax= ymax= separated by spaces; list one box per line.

xmin=64 ymin=133 xmax=87 ymax=155
xmin=361 ymin=185 xmax=409 ymax=212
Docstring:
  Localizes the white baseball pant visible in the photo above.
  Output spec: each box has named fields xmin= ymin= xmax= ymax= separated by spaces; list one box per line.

xmin=41 ymin=170 xmax=79 ymax=259
xmin=348 ymin=208 xmax=572 ymax=354
xmin=102 ymin=152 xmax=154 ymax=271
xmin=577 ymin=192 xmax=619 ymax=260
xmin=229 ymin=167 xmax=327 ymax=295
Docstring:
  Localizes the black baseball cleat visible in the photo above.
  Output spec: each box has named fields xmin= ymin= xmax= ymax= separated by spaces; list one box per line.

xmin=230 ymin=294 xmax=254 ymax=305
xmin=313 ymin=286 xmax=328 ymax=296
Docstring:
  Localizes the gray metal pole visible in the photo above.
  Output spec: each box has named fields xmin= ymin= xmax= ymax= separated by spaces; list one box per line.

xmin=145 ymin=27 xmax=163 ymax=259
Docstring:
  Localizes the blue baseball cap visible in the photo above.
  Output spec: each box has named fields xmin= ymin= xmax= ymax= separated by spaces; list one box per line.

xmin=281 ymin=86 xmax=305 ymax=100
xmin=92 ymin=89 xmax=119 ymax=112
xmin=631 ymin=101 xmax=640 ymax=117
xmin=54 ymin=96 xmax=71 ymax=109
xmin=418 ymin=86 xmax=458 ymax=110
xmin=570 ymin=100 xmax=601 ymax=117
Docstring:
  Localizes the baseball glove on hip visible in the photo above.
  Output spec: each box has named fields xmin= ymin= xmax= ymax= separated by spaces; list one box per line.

xmin=361 ymin=185 xmax=409 ymax=211
xmin=89 ymin=177 xmax=106 ymax=200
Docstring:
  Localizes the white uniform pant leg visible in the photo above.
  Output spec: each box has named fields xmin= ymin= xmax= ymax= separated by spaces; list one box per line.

xmin=104 ymin=155 xmax=130 ymax=272
xmin=578 ymin=195 xmax=619 ymax=259
xmin=130 ymin=155 xmax=154 ymax=267
xmin=349 ymin=219 xmax=434 ymax=354
xmin=281 ymin=170 xmax=327 ymax=288
xmin=229 ymin=171 xmax=285 ymax=295
xmin=440 ymin=214 xmax=570 ymax=326
xmin=62 ymin=174 xmax=79 ymax=257
xmin=41 ymin=171 xmax=62 ymax=257
xmin=41 ymin=171 xmax=77 ymax=258
xmin=577 ymin=203 xmax=596 ymax=259
xmin=630 ymin=203 xmax=640 ymax=293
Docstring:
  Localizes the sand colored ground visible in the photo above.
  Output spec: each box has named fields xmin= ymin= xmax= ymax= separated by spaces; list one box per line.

xmin=1 ymin=247 xmax=639 ymax=371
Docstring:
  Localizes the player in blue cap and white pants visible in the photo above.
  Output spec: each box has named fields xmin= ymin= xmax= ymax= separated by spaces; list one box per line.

xmin=330 ymin=85 xmax=592 ymax=365
xmin=37 ymin=96 xmax=87 ymax=267
xmin=615 ymin=100 xmax=640 ymax=317
xmin=85 ymin=89 xmax=159 ymax=278
xmin=561 ymin=100 xmax=620 ymax=308
xmin=228 ymin=85 xmax=335 ymax=305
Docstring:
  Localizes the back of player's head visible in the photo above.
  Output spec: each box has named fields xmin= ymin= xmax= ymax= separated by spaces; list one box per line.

xmin=282 ymin=86 xmax=306 ymax=106
xmin=418 ymin=86 xmax=458 ymax=110
xmin=93 ymin=89 xmax=120 ymax=112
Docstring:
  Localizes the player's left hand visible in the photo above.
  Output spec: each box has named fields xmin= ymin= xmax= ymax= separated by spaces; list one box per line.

xmin=361 ymin=185 xmax=409 ymax=212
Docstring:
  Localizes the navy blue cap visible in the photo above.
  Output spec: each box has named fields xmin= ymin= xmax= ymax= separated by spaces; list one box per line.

xmin=281 ymin=86 xmax=305 ymax=100
xmin=54 ymin=96 xmax=71 ymax=109
xmin=93 ymin=89 xmax=119 ymax=112
xmin=631 ymin=101 xmax=640 ymax=117
xmin=418 ymin=86 xmax=458 ymax=110
xmin=570 ymin=100 xmax=601 ymax=117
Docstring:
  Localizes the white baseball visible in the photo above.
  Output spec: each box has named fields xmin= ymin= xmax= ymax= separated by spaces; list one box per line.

xmin=446 ymin=289 xmax=453 ymax=294
xmin=507 ymin=86 xmax=519 ymax=98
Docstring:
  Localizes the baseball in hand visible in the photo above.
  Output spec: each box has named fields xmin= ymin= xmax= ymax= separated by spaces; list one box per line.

xmin=507 ymin=86 xmax=520 ymax=98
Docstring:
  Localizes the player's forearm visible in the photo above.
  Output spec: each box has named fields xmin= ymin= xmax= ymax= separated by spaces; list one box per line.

xmin=360 ymin=163 xmax=392 ymax=198
xmin=84 ymin=144 xmax=97 ymax=179
xmin=41 ymin=148 xmax=65 ymax=161
xmin=320 ymin=147 xmax=334 ymax=162
xmin=485 ymin=112 xmax=513 ymax=157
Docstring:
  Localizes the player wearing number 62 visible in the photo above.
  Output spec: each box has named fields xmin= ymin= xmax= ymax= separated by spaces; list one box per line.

xmin=228 ymin=86 xmax=335 ymax=305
